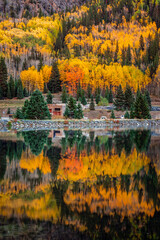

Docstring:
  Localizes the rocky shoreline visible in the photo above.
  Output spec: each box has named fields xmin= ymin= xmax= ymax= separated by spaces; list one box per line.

xmin=0 ymin=119 xmax=160 ymax=131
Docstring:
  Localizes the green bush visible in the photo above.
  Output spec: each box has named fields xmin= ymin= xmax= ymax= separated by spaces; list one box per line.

xmin=98 ymin=97 xmax=108 ymax=106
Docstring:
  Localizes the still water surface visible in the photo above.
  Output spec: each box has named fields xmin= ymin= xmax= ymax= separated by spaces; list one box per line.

xmin=0 ymin=129 xmax=160 ymax=239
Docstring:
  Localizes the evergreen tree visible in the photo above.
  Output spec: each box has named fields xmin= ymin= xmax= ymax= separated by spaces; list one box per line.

xmin=110 ymin=110 xmax=115 ymax=119
xmin=90 ymin=95 xmax=95 ymax=110
xmin=14 ymin=108 xmax=23 ymax=119
xmin=0 ymin=86 xmax=3 ymax=100
xmin=0 ymin=57 xmax=8 ymax=97
xmin=109 ymin=86 xmax=113 ymax=103
xmin=141 ymin=95 xmax=151 ymax=119
xmin=77 ymin=81 xmax=82 ymax=100
xmin=105 ymin=86 xmax=109 ymax=100
xmin=67 ymin=95 xmax=77 ymax=118
xmin=76 ymin=103 xmax=83 ymax=119
xmin=8 ymin=75 xmax=15 ymax=98
xmin=124 ymin=110 xmax=130 ymax=119
xmin=139 ymin=34 xmax=144 ymax=51
xmin=17 ymin=79 xmax=24 ymax=99
xmin=23 ymin=88 xmax=29 ymax=97
xmin=61 ymin=85 xmax=68 ymax=103
xmin=130 ymin=104 xmax=135 ymax=119
xmin=81 ymin=90 xmax=87 ymax=105
xmin=114 ymin=41 xmax=119 ymax=62
xmin=134 ymin=92 xmax=151 ymax=119
xmin=25 ymin=90 xmax=51 ymax=120
xmin=64 ymin=105 xmax=70 ymax=118
xmin=126 ymin=44 xmax=132 ymax=65
xmin=95 ymin=93 xmax=101 ymax=104
xmin=22 ymin=99 xmax=29 ymax=118
xmin=134 ymin=93 xmax=142 ymax=119
xmin=46 ymin=91 xmax=53 ymax=104
xmin=114 ymin=85 xmax=125 ymax=110
xmin=87 ymin=84 xmax=92 ymax=99
xmin=43 ymin=83 xmax=48 ymax=94
xmin=47 ymin=61 xmax=61 ymax=93
xmin=124 ymin=84 xmax=134 ymax=110
xmin=7 ymin=86 xmax=11 ymax=99
xmin=145 ymin=90 xmax=151 ymax=110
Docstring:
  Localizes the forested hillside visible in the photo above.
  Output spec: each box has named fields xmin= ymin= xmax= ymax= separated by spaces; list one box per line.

xmin=0 ymin=0 xmax=160 ymax=97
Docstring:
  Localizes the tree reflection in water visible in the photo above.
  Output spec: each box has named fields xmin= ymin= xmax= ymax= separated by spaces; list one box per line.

xmin=0 ymin=129 xmax=160 ymax=239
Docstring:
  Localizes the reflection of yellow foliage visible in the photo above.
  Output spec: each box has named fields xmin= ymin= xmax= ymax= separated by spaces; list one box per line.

xmin=20 ymin=150 xmax=51 ymax=174
xmin=57 ymin=149 xmax=150 ymax=181
xmin=64 ymin=183 xmax=159 ymax=218
xmin=0 ymin=191 xmax=60 ymax=222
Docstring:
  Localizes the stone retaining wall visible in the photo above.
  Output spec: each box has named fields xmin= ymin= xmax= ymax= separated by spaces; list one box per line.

xmin=1 ymin=119 xmax=160 ymax=131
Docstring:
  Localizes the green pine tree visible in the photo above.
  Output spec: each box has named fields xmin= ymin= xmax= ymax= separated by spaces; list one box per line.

xmin=114 ymin=85 xmax=125 ymax=110
xmin=124 ymin=84 xmax=134 ymax=110
xmin=81 ymin=90 xmax=87 ymax=105
xmin=23 ymin=88 xmax=29 ymax=97
xmin=77 ymin=81 xmax=82 ymax=100
xmin=76 ymin=103 xmax=83 ymax=119
xmin=87 ymin=84 xmax=92 ymax=99
xmin=47 ymin=61 xmax=61 ymax=93
xmin=134 ymin=92 xmax=151 ymax=119
xmin=145 ymin=90 xmax=151 ymax=110
xmin=17 ymin=79 xmax=24 ymax=99
xmin=110 ymin=110 xmax=115 ymax=119
xmin=90 ymin=95 xmax=95 ymax=110
xmin=43 ymin=83 xmax=48 ymax=94
xmin=139 ymin=34 xmax=144 ymax=51
xmin=8 ymin=75 xmax=15 ymax=98
xmin=130 ymin=104 xmax=135 ymax=119
xmin=109 ymin=86 xmax=113 ymax=103
xmin=126 ymin=44 xmax=132 ymax=65
xmin=95 ymin=93 xmax=101 ymax=104
xmin=124 ymin=110 xmax=130 ymax=119
xmin=67 ymin=95 xmax=77 ymax=118
xmin=0 ymin=86 xmax=3 ymax=99
xmin=7 ymin=86 xmax=11 ymax=99
xmin=46 ymin=91 xmax=53 ymax=104
xmin=64 ymin=105 xmax=70 ymax=118
xmin=0 ymin=57 xmax=8 ymax=97
xmin=61 ymin=85 xmax=68 ymax=103
xmin=14 ymin=108 xmax=23 ymax=119
xmin=22 ymin=99 xmax=29 ymax=118
xmin=25 ymin=90 xmax=51 ymax=120
xmin=105 ymin=86 xmax=109 ymax=100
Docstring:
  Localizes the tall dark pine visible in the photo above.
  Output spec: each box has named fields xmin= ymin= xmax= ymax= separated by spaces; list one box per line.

xmin=134 ymin=92 xmax=151 ymax=119
xmin=126 ymin=44 xmax=132 ymax=65
xmin=0 ymin=57 xmax=8 ymax=97
xmin=114 ymin=85 xmax=125 ymax=110
xmin=139 ymin=34 xmax=144 ymax=51
xmin=8 ymin=75 xmax=15 ymax=98
xmin=17 ymin=79 xmax=24 ymax=99
xmin=109 ymin=86 xmax=113 ymax=103
xmin=25 ymin=90 xmax=51 ymax=120
xmin=47 ymin=61 xmax=61 ymax=93
xmin=124 ymin=84 xmax=134 ymax=110
xmin=145 ymin=90 xmax=151 ymax=110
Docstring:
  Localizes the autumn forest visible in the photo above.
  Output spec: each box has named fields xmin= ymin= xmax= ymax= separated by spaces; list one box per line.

xmin=0 ymin=0 xmax=160 ymax=97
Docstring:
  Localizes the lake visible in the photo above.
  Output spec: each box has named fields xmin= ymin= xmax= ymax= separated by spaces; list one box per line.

xmin=0 ymin=129 xmax=160 ymax=239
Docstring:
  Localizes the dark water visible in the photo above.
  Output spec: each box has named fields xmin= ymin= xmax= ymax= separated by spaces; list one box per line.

xmin=0 ymin=129 xmax=160 ymax=239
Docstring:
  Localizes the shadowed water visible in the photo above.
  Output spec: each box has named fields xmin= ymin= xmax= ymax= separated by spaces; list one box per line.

xmin=0 ymin=129 xmax=160 ymax=239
